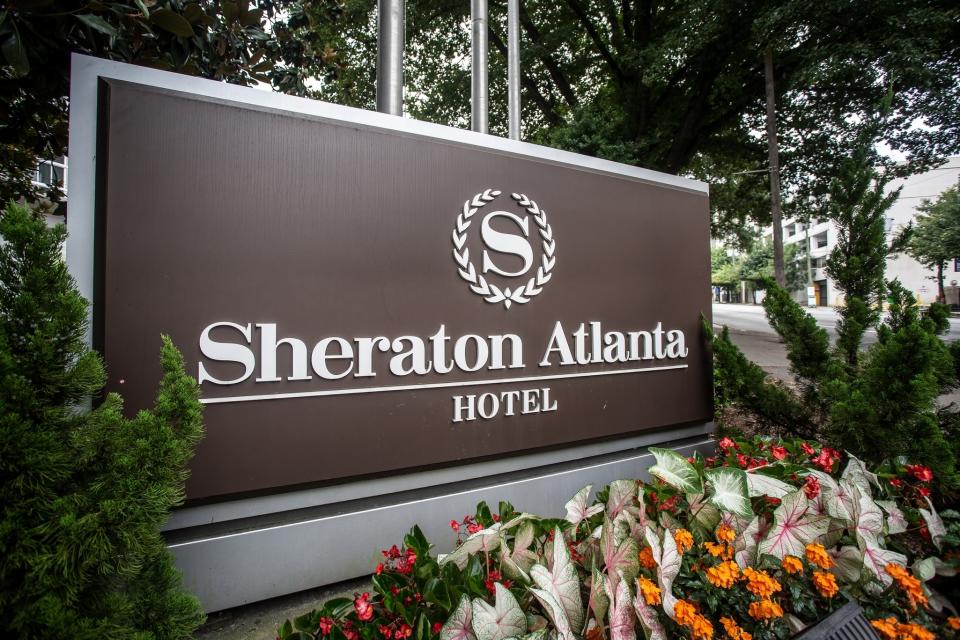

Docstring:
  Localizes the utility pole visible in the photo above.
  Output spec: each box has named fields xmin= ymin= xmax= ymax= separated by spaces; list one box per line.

xmin=376 ymin=0 xmax=404 ymax=116
xmin=764 ymin=48 xmax=785 ymax=287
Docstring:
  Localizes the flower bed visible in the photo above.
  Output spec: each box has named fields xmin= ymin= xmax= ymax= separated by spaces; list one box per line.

xmin=278 ymin=437 xmax=960 ymax=640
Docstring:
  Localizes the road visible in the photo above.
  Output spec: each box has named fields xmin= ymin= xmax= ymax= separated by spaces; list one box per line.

xmin=712 ymin=302 xmax=960 ymax=344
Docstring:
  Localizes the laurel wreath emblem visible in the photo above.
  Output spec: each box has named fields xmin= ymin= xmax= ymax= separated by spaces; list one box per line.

xmin=451 ymin=189 xmax=556 ymax=309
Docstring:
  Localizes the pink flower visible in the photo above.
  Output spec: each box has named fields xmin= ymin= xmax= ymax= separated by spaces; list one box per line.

xmin=771 ymin=445 xmax=787 ymax=461
xmin=355 ymin=592 xmax=374 ymax=621
xmin=719 ymin=437 xmax=736 ymax=451
xmin=380 ymin=625 xmax=393 ymax=638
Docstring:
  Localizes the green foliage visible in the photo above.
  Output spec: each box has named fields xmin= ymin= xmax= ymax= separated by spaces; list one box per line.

xmin=0 ymin=202 xmax=204 ymax=638
xmin=907 ymin=184 xmax=960 ymax=303
xmin=0 ymin=1 xmax=285 ymax=203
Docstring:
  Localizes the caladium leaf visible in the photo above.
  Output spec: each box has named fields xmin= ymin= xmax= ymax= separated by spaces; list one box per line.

xmin=589 ymin=566 xmax=609 ymax=627
xmin=758 ymin=491 xmax=830 ymax=559
xmin=913 ymin=557 xmax=936 ymax=582
xmin=830 ymin=546 xmax=862 ymax=583
xmin=861 ymin=542 xmax=907 ymax=587
xmin=528 ymin=588 xmax=573 ymax=640
xmin=600 ymin=515 xmax=639 ymax=594
xmin=853 ymin=487 xmax=884 ymax=550
xmin=440 ymin=524 xmax=502 ymax=569
xmin=526 ymin=614 xmax=548 ymax=632
xmin=608 ymin=572 xmax=636 ymax=640
xmin=818 ymin=518 xmax=848 ymax=549
xmin=687 ymin=493 xmax=721 ymax=538
xmin=565 ymin=485 xmax=604 ymax=526
xmin=615 ymin=509 xmax=645 ymax=545
xmin=510 ymin=521 xmax=539 ymax=574
xmin=633 ymin=584 xmax=667 ymax=640
xmin=876 ymin=500 xmax=908 ymax=535
xmin=704 ymin=467 xmax=753 ymax=518
xmin=645 ymin=527 xmax=680 ymax=619
xmin=520 ymin=630 xmax=548 ymax=640
xmin=441 ymin=595 xmax=477 ymax=640
xmin=530 ymin=527 xmax=584 ymax=632
xmin=805 ymin=471 xmax=855 ymax=523
xmin=842 ymin=454 xmax=879 ymax=492
xmin=919 ymin=496 xmax=946 ymax=550
xmin=471 ymin=583 xmax=525 ymax=640
xmin=607 ymin=479 xmax=639 ymax=519
xmin=648 ymin=448 xmax=703 ymax=494
xmin=735 ymin=516 xmax=769 ymax=568
xmin=745 ymin=471 xmax=795 ymax=498
xmin=499 ymin=546 xmax=531 ymax=584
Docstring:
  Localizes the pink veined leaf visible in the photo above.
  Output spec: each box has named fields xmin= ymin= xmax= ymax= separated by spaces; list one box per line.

xmin=565 ymin=485 xmax=604 ymax=527
xmin=645 ymin=527 xmax=680 ymax=619
xmin=441 ymin=595 xmax=477 ymax=640
xmin=440 ymin=524 xmax=502 ymax=569
xmin=758 ymin=491 xmax=830 ymax=559
xmin=607 ymin=479 xmax=638 ymax=519
xmin=853 ymin=487 xmax=884 ymax=550
xmin=636 ymin=486 xmax=649 ymax=529
xmin=589 ymin=566 xmax=609 ymax=628
xmin=470 ymin=583 xmax=526 ymax=640
xmin=735 ymin=516 xmax=770 ymax=568
xmin=601 ymin=515 xmax=639 ymax=594
xmin=529 ymin=588 xmax=573 ymax=640
xmin=608 ymin=572 xmax=636 ymax=640
xmin=919 ymin=496 xmax=947 ymax=551
xmin=830 ymin=546 xmax=862 ymax=583
xmin=876 ymin=500 xmax=908 ymax=535
xmin=861 ymin=542 xmax=907 ymax=587
xmin=633 ymin=585 xmax=667 ymax=640
xmin=530 ymin=527 xmax=584 ymax=632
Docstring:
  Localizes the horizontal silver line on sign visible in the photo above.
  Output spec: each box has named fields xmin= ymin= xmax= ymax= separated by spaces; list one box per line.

xmin=199 ymin=364 xmax=689 ymax=405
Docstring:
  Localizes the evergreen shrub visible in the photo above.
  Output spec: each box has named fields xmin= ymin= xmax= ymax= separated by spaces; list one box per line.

xmin=0 ymin=202 xmax=205 ymax=639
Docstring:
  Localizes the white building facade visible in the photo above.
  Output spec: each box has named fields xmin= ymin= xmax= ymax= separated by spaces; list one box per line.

xmin=781 ymin=156 xmax=960 ymax=306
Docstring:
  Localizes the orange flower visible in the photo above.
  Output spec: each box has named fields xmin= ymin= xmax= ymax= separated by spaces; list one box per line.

xmin=781 ymin=555 xmax=803 ymax=575
xmin=638 ymin=545 xmax=656 ymax=570
xmin=948 ymin=617 xmax=960 ymax=630
xmin=870 ymin=618 xmax=898 ymax=640
xmin=704 ymin=541 xmax=726 ymax=557
xmin=675 ymin=600 xmax=713 ymax=640
xmin=674 ymin=528 xmax=694 ymax=554
xmin=719 ymin=616 xmax=752 ymax=640
xmin=804 ymin=543 xmax=834 ymax=569
xmin=638 ymin=576 xmax=661 ymax=606
xmin=742 ymin=567 xmax=781 ymax=599
xmin=898 ymin=623 xmax=935 ymax=640
xmin=812 ymin=571 xmax=838 ymax=598
xmin=885 ymin=563 xmax=928 ymax=610
xmin=748 ymin=599 xmax=783 ymax=621
xmin=716 ymin=524 xmax=736 ymax=544
xmin=706 ymin=561 xmax=741 ymax=589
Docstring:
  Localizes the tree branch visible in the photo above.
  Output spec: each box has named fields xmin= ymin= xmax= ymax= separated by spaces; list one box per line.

xmin=518 ymin=0 xmax=578 ymax=109
xmin=562 ymin=0 xmax=626 ymax=85
xmin=488 ymin=25 xmax=563 ymax=127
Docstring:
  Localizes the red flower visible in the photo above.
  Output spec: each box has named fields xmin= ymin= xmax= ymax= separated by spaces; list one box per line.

xmin=771 ymin=445 xmax=787 ymax=461
xmin=918 ymin=486 xmax=931 ymax=497
xmin=813 ymin=448 xmax=840 ymax=472
xmin=492 ymin=514 xmax=501 ymax=522
xmin=375 ymin=563 xmax=385 ymax=575
xmin=466 ymin=523 xmax=482 ymax=534
xmin=706 ymin=457 xmax=717 ymax=465
xmin=719 ymin=437 xmax=736 ymax=451
xmin=318 ymin=617 xmax=334 ymax=636
xmin=736 ymin=453 xmax=749 ymax=468
xmin=395 ymin=624 xmax=413 ymax=639
xmin=432 ymin=622 xmax=443 ymax=634
xmin=801 ymin=442 xmax=815 ymax=455
xmin=890 ymin=478 xmax=902 ymax=489
xmin=382 ymin=545 xmax=401 ymax=559
xmin=765 ymin=496 xmax=782 ymax=506
xmin=344 ymin=629 xmax=358 ymax=640
xmin=380 ymin=625 xmax=393 ymax=638
xmin=390 ymin=586 xmax=400 ymax=596
xmin=803 ymin=475 xmax=820 ymax=500
xmin=450 ymin=520 xmax=460 ymax=533
xmin=414 ymin=592 xmax=423 ymax=602
xmin=906 ymin=465 xmax=933 ymax=483
xmin=687 ymin=456 xmax=696 ymax=464
xmin=485 ymin=570 xmax=503 ymax=595
xmin=355 ymin=593 xmax=374 ymax=621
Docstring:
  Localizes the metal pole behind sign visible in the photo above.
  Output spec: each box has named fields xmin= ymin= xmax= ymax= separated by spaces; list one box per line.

xmin=471 ymin=0 xmax=488 ymax=134
xmin=376 ymin=0 xmax=404 ymax=116
xmin=507 ymin=0 xmax=520 ymax=140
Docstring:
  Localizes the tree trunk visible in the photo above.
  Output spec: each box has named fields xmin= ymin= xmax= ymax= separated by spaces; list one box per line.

xmin=764 ymin=49 xmax=785 ymax=288
xmin=938 ymin=263 xmax=945 ymax=304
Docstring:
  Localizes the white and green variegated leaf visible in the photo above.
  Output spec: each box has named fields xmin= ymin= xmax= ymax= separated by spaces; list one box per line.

xmin=633 ymin=586 xmax=667 ymax=640
xmin=615 ymin=509 xmax=644 ymax=544
xmin=528 ymin=588 xmax=572 ymax=640
xmin=658 ymin=511 xmax=681 ymax=531
xmin=745 ymin=471 xmax=795 ymax=499
xmin=925 ymin=584 xmax=957 ymax=615
xmin=565 ymin=485 xmax=604 ymax=526
xmin=861 ymin=542 xmax=907 ymax=587
xmin=440 ymin=524 xmax=502 ymax=568
xmin=526 ymin=614 xmax=548 ymax=632
xmin=758 ymin=491 xmax=830 ymax=559
xmin=519 ymin=630 xmax=548 ymax=640
xmin=831 ymin=546 xmax=862 ymax=583
xmin=934 ymin=557 xmax=957 ymax=577
xmin=647 ymin=448 xmax=703 ymax=494
xmin=500 ymin=513 xmax=537 ymax=531
xmin=647 ymin=527 xmax=680 ymax=619
xmin=877 ymin=500 xmax=908 ymax=535
xmin=601 ymin=515 xmax=639 ymax=593
xmin=589 ymin=566 xmax=609 ymax=625
xmin=734 ymin=516 xmax=769 ymax=568
xmin=913 ymin=557 xmax=936 ymax=582
xmin=687 ymin=494 xmax=721 ymax=540
xmin=499 ymin=546 xmax=531 ymax=584
xmin=704 ymin=467 xmax=753 ymax=518
xmin=441 ymin=595 xmax=477 ymax=640
xmin=853 ymin=487 xmax=884 ymax=550
xmin=818 ymin=518 xmax=848 ymax=549
xmin=607 ymin=479 xmax=639 ymax=518
xmin=785 ymin=615 xmax=808 ymax=635
xmin=842 ymin=453 xmax=879 ymax=492
xmin=805 ymin=471 xmax=855 ymax=523
xmin=530 ymin=527 xmax=583 ymax=632
xmin=511 ymin=521 xmax=539 ymax=574
xmin=920 ymin=496 xmax=946 ymax=550
xmin=608 ymin=572 xmax=636 ymax=640
xmin=471 ymin=583 xmax=525 ymax=640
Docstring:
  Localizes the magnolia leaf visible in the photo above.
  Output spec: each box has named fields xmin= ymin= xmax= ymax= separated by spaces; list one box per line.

xmin=704 ymin=467 xmax=753 ymax=518
xmin=440 ymin=524 xmax=502 ymax=569
xmin=853 ymin=487 xmax=884 ymax=550
xmin=830 ymin=546 xmax=862 ymax=583
xmin=441 ymin=595 xmax=477 ymax=640
xmin=745 ymin=471 xmax=795 ymax=498
xmin=150 ymin=8 xmax=195 ymax=37
xmin=600 ymin=515 xmax=639 ymax=594
xmin=919 ymin=496 xmax=946 ymax=550
xmin=530 ymin=527 xmax=584 ymax=632
xmin=529 ymin=588 xmax=573 ymax=640
xmin=609 ymin=572 xmax=636 ymax=640
xmin=735 ymin=516 xmax=769 ymax=568
xmin=76 ymin=13 xmax=119 ymax=37
xmin=648 ymin=448 xmax=703 ymax=494
xmin=471 ymin=583 xmax=525 ymax=640
xmin=607 ymin=480 xmax=638 ymax=518
xmin=565 ymin=485 xmax=604 ymax=526
xmin=633 ymin=585 xmax=667 ymax=640
xmin=589 ymin=566 xmax=609 ymax=626
xmin=876 ymin=500 xmax=908 ymax=535
xmin=861 ymin=542 xmax=907 ymax=587
xmin=758 ymin=491 xmax=830 ymax=559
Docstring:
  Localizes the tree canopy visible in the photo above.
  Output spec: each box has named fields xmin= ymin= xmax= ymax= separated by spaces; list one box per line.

xmin=908 ymin=183 xmax=960 ymax=303
xmin=273 ymin=0 xmax=960 ymax=246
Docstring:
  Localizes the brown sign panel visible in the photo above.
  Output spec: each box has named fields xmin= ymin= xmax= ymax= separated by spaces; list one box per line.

xmin=96 ymin=80 xmax=712 ymax=502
